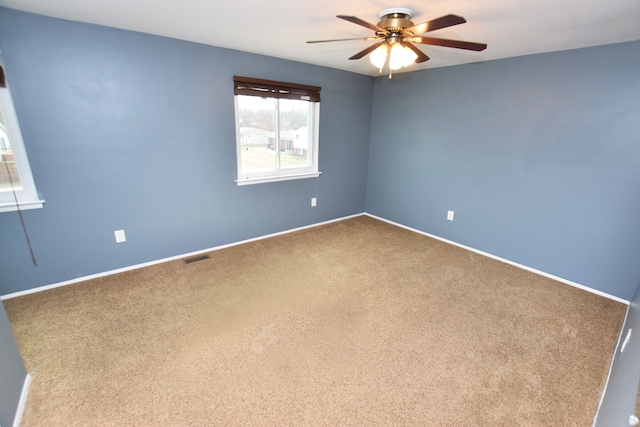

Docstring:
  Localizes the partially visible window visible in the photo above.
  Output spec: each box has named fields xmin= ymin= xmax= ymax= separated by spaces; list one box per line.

xmin=0 ymin=64 xmax=43 ymax=212
xmin=234 ymin=76 xmax=321 ymax=186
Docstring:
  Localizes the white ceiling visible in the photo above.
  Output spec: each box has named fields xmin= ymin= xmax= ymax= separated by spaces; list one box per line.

xmin=1 ymin=0 xmax=639 ymax=76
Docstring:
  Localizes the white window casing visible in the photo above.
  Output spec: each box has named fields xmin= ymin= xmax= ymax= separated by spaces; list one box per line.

xmin=233 ymin=76 xmax=321 ymax=186
xmin=0 ymin=75 xmax=44 ymax=213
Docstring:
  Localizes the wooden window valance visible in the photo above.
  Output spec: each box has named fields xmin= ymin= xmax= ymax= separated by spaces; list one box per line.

xmin=234 ymin=76 xmax=320 ymax=102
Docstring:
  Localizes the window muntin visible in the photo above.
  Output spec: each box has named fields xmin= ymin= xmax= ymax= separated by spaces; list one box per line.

xmin=0 ymin=65 xmax=43 ymax=212
xmin=234 ymin=76 xmax=320 ymax=186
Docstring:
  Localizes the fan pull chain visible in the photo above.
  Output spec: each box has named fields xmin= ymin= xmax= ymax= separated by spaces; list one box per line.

xmin=2 ymin=157 xmax=37 ymax=266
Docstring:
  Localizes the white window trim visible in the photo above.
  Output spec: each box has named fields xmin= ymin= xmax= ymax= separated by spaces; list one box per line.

xmin=234 ymin=95 xmax=321 ymax=186
xmin=236 ymin=171 xmax=322 ymax=186
xmin=0 ymin=82 xmax=44 ymax=213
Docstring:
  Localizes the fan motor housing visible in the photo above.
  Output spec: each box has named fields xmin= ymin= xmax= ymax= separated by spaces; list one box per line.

xmin=377 ymin=8 xmax=414 ymax=35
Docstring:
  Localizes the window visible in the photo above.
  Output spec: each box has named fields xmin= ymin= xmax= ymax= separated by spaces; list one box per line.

xmin=0 ymin=65 xmax=43 ymax=212
xmin=234 ymin=76 xmax=321 ymax=185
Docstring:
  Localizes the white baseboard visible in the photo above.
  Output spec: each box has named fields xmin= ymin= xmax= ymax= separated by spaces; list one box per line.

xmin=365 ymin=213 xmax=630 ymax=305
xmin=1 ymin=213 xmax=364 ymax=300
xmin=1 ymin=212 xmax=629 ymax=305
xmin=12 ymin=373 xmax=31 ymax=427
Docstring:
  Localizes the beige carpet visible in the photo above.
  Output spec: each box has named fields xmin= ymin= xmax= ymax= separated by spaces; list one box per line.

xmin=3 ymin=215 xmax=626 ymax=426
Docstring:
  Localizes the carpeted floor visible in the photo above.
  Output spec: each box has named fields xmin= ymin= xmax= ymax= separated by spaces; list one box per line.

xmin=3 ymin=215 xmax=626 ymax=426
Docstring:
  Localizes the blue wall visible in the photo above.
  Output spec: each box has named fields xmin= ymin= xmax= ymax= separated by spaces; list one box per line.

xmin=0 ymin=7 xmax=373 ymax=295
xmin=366 ymin=41 xmax=640 ymax=301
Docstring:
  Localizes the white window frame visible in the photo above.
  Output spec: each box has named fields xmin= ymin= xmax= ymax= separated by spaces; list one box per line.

xmin=0 ymin=77 xmax=44 ymax=212
xmin=234 ymin=77 xmax=321 ymax=186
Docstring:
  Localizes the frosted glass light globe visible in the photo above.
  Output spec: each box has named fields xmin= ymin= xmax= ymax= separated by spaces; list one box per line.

xmin=388 ymin=43 xmax=405 ymax=70
xmin=369 ymin=44 xmax=388 ymax=70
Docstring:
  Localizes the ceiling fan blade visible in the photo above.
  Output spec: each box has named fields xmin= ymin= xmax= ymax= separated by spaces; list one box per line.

xmin=348 ymin=41 xmax=385 ymax=60
xmin=411 ymin=36 xmax=487 ymax=51
xmin=403 ymin=14 xmax=467 ymax=36
xmin=402 ymin=41 xmax=430 ymax=63
xmin=307 ymin=37 xmax=381 ymax=44
xmin=337 ymin=15 xmax=388 ymax=34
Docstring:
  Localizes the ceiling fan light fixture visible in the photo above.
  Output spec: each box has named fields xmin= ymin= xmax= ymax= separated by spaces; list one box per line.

xmin=307 ymin=10 xmax=486 ymax=77
xmin=369 ymin=44 xmax=388 ymax=70
xmin=388 ymin=42 xmax=405 ymax=70
xmin=402 ymin=46 xmax=418 ymax=67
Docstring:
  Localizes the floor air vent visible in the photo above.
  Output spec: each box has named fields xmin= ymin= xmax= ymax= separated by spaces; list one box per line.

xmin=184 ymin=254 xmax=210 ymax=264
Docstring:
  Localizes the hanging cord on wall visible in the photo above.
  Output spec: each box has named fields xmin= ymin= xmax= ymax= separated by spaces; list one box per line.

xmin=2 ymin=157 xmax=37 ymax=266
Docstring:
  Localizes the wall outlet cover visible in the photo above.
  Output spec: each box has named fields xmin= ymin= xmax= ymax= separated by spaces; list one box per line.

xmin=114 ymin=229 xmax=126 ymax=243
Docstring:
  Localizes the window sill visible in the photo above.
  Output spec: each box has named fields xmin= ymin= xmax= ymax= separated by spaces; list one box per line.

xmin=0 ymin=199 xmax=45 ymax=213
xmin=236 ymin=172 xmax=321 ymax=186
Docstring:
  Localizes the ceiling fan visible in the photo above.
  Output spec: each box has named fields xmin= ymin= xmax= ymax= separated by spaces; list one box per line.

xmin=307 ymin=8 xmax=487 ymax=78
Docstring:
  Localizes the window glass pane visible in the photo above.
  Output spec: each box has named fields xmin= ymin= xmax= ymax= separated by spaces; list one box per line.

xmin=237 ymin=96 xmax=276 ymax=173
xmin=0 ymin=104 xmax=23 ymax=192
xmin=279 ymin=99 xmax=311 ymax=169
xmin=234 ymin=81 xmax=319 ymax=186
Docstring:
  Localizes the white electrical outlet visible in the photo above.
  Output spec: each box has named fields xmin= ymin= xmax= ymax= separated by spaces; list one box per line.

xmin=311 ymin=197 xmax=317 ymax=207
xmin=114 ymin=229 xmax=126 ymax=243
xmin=447 ymin=210 xmax=455 ymax=221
